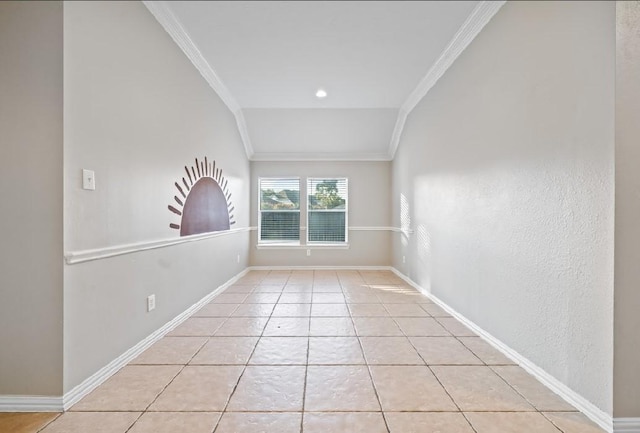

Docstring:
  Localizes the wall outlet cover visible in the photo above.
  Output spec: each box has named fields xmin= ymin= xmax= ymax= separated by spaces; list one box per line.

xmin=147 ymin=294 xmax=156 ymax=312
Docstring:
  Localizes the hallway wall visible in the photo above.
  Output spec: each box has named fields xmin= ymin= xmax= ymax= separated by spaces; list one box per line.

xmin=391 ymin=1 xmax=614 ymax=415
xmin=614 ymin=0 xmax=640 ymax=419
xmin=63 ymin=1 xmax=250 ymax=392
xmin=0 ymin=1 xmax=64 ymax=396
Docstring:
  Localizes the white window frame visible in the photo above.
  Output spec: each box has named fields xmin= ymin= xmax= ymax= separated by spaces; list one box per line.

xmin=306 ymin=177 xmax=349 ymax=245
xmin=258 ymin=177 xmax=301 ymax=245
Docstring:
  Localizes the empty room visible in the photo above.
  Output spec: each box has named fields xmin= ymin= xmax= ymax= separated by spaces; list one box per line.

xmin=1 ymin=1 xmax=638 ymax=432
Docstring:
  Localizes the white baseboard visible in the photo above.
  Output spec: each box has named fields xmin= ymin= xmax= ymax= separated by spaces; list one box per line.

xmin=0 ymin=268 xmax=249 ymax=413
xmin=0 ymin=396 xmax=63 ymax=412
xmin=390 ymin=267 xmax=615 ymax=433
xmin=248 ymin=265 xmax=392 ymax=271
xmin=614 ymin=418 xmax=640 ymax=433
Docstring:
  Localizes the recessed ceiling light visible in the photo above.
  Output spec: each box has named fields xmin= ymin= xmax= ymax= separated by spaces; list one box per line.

xmin=315 ymin=88 xmax=327 ymax=99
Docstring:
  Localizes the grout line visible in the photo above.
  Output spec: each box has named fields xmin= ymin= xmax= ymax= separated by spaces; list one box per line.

xmin=34 ymin=413 xmax=63 ymax=433
xmin=347 ymin=270 xmax=392 ymax=433
xmin=387 ymin=308 xmax=479 ymax=433
xmin=209 ymin=270 xmax=270 ymax=433
xmin=300 ymin=274 xmax=313 ymax=433
xmin=124 ymin=304 xmax=234 ymax=432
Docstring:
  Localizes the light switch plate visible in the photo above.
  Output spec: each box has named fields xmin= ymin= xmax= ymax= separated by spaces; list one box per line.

xmin=82 ymin=169 xmax=96 ymax=190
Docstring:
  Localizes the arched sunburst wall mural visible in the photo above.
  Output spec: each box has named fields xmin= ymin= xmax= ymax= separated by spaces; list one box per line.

xmin=168 ymin=157 xmax=235 ymax=236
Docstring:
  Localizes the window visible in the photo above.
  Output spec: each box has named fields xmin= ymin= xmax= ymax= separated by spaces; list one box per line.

xmin=307 ymin=178 xmax=348 ymax=243
xmin=259 ymin=178 xmax=300 ymax=243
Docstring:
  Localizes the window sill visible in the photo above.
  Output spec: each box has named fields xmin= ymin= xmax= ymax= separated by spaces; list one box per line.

xmin=256 ymin=243 xmax=350 ymax=250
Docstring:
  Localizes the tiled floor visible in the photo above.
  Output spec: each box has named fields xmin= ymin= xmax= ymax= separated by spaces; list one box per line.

xmin=2 ymin=270 xmax=606 ymax=433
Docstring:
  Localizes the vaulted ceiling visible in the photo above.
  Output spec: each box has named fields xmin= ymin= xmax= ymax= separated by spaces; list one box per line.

xmin=144 ymin=1 xmax=504 ymax=161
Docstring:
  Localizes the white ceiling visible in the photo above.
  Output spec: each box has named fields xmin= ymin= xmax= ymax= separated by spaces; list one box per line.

xmin=149 ymin=1 xmax=493 ymax=160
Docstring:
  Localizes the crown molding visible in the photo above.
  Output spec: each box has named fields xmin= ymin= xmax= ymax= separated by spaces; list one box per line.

xmin=250 ymin=152 xmax=392 ymax=162
xmin=143 ymin=1 xmax=254 ymax=159
xmin=388 ymin=0 xmax=506 ymax=159
xmin=387 ymin=107 xmax=408 ymax=159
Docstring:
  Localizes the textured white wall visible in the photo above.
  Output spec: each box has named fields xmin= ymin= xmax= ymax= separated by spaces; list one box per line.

xmin=63 ymin=1 xmax=250 ymax=391
xmin=392 ymin=1 xmax=614 ymax=414
xmin=250 ymin=161 xmax=391 ymax=267
xmin=614 ymin=0 xmax=640 ymax=419
xmin=0 ymin=1 xmax=64 ymax=396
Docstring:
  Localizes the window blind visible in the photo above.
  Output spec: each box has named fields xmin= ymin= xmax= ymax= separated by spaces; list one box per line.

xmin=307 ymin=178 xmax=348 ymax=243
xmin=259 ymin=178 xmax=300 ymax=242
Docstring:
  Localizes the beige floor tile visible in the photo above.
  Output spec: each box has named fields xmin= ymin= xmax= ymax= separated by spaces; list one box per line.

xmin=149 ymin=365 xmax=243 ymax=411
xmin=272 ymin=303 xmax=311 ymax=317
xmin=420 ymin=303 xmax=451 ymax=317
xmin=305 ymin=366 xmax=380 ymax=411
xmin=131 ymin=337 xmax=207 ymax=365
xmin=344 ymin=293 xmax=383 ymax=303
xmin=192 ymin=303 xmax=239 ymax=317
xmin=71 ymin=365 xmax=180 ymax=411
xmin=310 ymin=303 xmax=350 ymax=317
xmin=303 ymin=412 xmax=387 ymax=433
xmin=384 ymin=303 xmax=430 ymax=317
xmin=283 ymin=284 xmax=313 ymax=293
xmin=249 ymin=337 xmax=308 ymax=364
xmin=262 ymin=279 xmax=289 ymax=286
xmin=348 ymin=304 xmax=389 ymax=316
xmin=309 ymin=317 xmax=356 ymax=336
xmin=215 ymin=412 xmax=302 ymax=433
xmin=224 ymin=285 xmax=255 ymax=293
xmin=376 ymin=292 xmax=423 ymax=304
xmin=437 ymin=317 xmax=476 ymax=336
xmin=312 ymin=284 xmax=343 ymax=293
xmin=236 ymin=272 xmax=267 ymax=284
xmin=385 ymin=412 xmax=475 ymax=433
xmin=39 ymin=412 xmax=139 ymax=433
xmin=256 ymin=282 xmax=286 ymax=293
xmin=0 ymin=413 xmax=59 ymax=433
xmin=211 ymin=293 xmax=249 ymax=304
xmin=352 ymin=317 xmax=404 ymax=336
xmin=492 ymin=366 xmax=577 ymax=411
xmin=252 ymin=285 xmax=284 ymax=293
xmin=189 ymin=337 xmax=258 ymax=365
xmin=264 ymin=271 xmax=291 ymax=281
xmin=263 ymin=317 xmax=310 ymax=336
xmin=410 ymin=337 xmax=483 ymax=365
xmin=458 ymin=337 xmax=516 ymax=365
xmin=465 ymin=412 xmax=561 ymax=433
xmin=360 ymin=337 xmax=424 ymax=365
xmin=370 ymin=365 xmax=457 ymax=411
xmin=214 ymin=317 xmax=268 ymax=336
xmin=343 ymin=286 xmax=377 ymax=293
xmin=314 ymin=270 xmax=337 ymax=277
xmin=227 ymin=366 xmax=306 ymax=411
xmin=167 ymin=317 xmax=226 ymax=337
xmin=432 ymin=366 xmax=534 ymax=411
xmin=243 ymin=293 xmax=281 ymax=303
xmin=361 ymin=273 xmax=403 ymax=285
xmin=394 ymin=317 xmax=450 ymax=336
xmin=279 ymin=293 xmax=313 ymax=303
xmin=231 ymin=303 xmax=275 ymax=317
xmin=128 ymin=412 xmax=220 ymax=433
xmin=308 ymin=337 xmax=365 ymax=364
xmin=544 ymin=412 xmax=606 ymax=433
xmin=312 ymin=293 xmax=346 ymax=303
